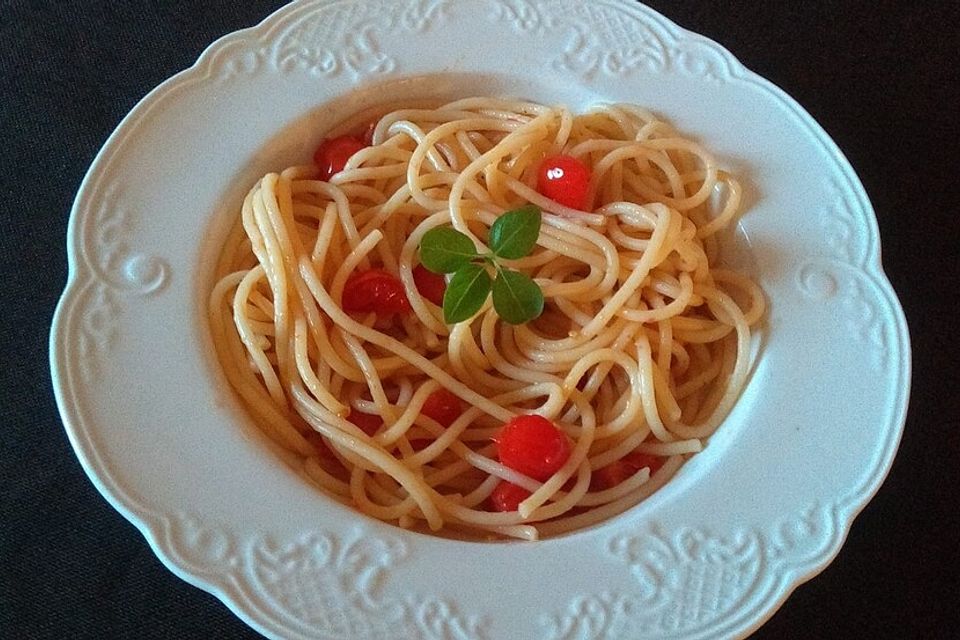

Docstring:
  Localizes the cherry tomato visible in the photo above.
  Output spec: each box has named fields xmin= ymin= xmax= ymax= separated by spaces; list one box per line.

xmin=536 ymin=155 xmax=591 ymax=210
xmin=341 ymin=269 xmax=411 ymax=314
xmin=494 ymin=414 xmax=572 ymax=481
xmin=590 ymin=461 xmax=635 ymax=491
xmin=421 ymin=388 xmax=462 ymax=427
xmin=347 ymin=409 xmax=383 ymax=436
xmin=413 ymin=264 xmax=446 ymax=306
xmin=313 ymin=135 xmax=367 ymax=181
xmin=623 ymin=451 xmax=665 ymax=475
xmin=590 ymin=451 xmax=665 ymax=491
xmin=489 ymin=480 xmax=532 ymax=512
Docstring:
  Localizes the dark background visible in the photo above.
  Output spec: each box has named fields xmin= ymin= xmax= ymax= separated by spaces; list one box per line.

xmin=2 ymin=1 xmax=958 ymax=638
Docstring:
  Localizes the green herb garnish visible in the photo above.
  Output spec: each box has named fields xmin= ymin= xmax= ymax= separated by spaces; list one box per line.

xmin=418 ymin=227 xmax=478 ymax=273
xmin=419 ymin=205 xmax=545 ymax=325
xmin=442 ymin=263 xmax=492 ymax=323
xmin=491 ymin=266 xmax=544 ymax=325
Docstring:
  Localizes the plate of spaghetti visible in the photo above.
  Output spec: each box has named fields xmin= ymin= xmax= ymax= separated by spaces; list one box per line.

xmin=51 ymin=1 xmax=910 ymax=639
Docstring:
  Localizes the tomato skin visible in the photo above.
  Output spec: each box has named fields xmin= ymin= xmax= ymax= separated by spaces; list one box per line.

xmin=342 ymin=269 xmax=411 ymax=314
xmin=590 ymin=451 xmax=665 ymax=491
xmin=489 ymin=481 xmax=532 ymax=512
xmin=536 ymin=155 xmax=591 ymax=210
xmin=623 ymin=451 xmax=665 ymax=475
xmin=413 ymin=264 xmax=446 ymax=306
xmin=347 ymin=409 xmax=383 ymax=436
xmin=313 ymin=135 xmax=367 ymax=180
xmin=590 ymin=461 xmax=634 ymax=491
xmin=421 ymin=388 xmax=462 ymax=427
xmin=495 ymin=415 xmax=572 ymax=481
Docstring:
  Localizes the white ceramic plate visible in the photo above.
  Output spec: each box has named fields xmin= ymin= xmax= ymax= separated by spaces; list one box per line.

xmin=50 ymin=1 xmax=910 ymax=638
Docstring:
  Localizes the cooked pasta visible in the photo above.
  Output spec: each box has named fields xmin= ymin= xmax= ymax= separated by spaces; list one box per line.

xmin=208 ymin=97 xmax=764 ymax=540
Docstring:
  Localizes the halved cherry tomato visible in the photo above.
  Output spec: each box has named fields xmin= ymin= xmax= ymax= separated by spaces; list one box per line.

xmin=347 ymin=409 xmax=383 ymax=436
xmin=421 ymin=388 xmax=462 ymax=427
xmin=313 ymin=135 xmax=366 ymax=181
xmin=494 ymin=414 xmax=571 ymax=481
xmin=489 ymin=480 xmax=532 ymax=512
xmin=413 ymin=264 xmax=446 ymax=306
xmin=342 ymin=269 xmax=411 ymax=314
xmin=536 ymin=155 xmax=591 ymax=210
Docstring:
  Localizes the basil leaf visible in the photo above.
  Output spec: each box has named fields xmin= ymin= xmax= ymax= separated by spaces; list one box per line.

xmin=492 ymin=268 xmax=544 ymax=325
xmin=488 ymin=205 xmax=542 ymax=260
xmin=443 ymin=263 xmax=492 ymax=323
xmin=420 ymin=227 xmax=479 ymax=274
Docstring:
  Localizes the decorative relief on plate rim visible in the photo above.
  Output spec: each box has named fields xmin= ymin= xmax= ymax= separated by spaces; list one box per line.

xmin=796 ymin=177 xmax=889 ymax=366
xmin=85 ymin=184 xmax=170 ymax=295
xmin=160 ymin=513 xmax=487 ymax=640
xmin=213 ymin=0 xmax=452 ymax=81
xmin=74 ymin=184 xmax=170 ymax=381
xmin=541 ymin=503 xmax=836 ymax=640
xmin=490 ymin=0 xmax=732 ymax=81
xmin=160 ymin=505 xmax=835 ymax=640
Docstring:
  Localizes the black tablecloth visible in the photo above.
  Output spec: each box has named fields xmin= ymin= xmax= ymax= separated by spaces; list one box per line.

xmin=3 ymin=1 xmax=957 ymax=638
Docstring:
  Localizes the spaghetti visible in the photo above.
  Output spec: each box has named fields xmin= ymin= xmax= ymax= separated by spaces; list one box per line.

xmin=208 ymin=97 xmax=765 ymax=540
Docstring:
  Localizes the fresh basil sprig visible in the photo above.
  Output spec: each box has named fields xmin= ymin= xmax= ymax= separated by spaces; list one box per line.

xmin=419 ymin=205 xmax=545 ymax=325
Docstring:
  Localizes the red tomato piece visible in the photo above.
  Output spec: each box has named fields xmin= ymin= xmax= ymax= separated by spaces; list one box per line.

xmin=623 ymin=451 xmax=665 ymax=475
xmin=408 ymin=438 xmax=435 ymax=452
xmin=313 ymin=135 xmax=367 ymax=181
xmin=590 ymin=460 xmax=635 ymax=491
xmin=536 ymin=155 xmax=591 ymax=210
xmin=347 ymin=409 xmax=383 ymax=436
xmin=494 ymin=414 xmax=572 ymax=481
xmin=590 ymin=451 xmax=664 ymax=491
xmin=413 ymin=264 xmax=446 ymax=306
xmin=341 ymin=269 xmax=411 ymax=314
xmin=489 ymin=481 xmax=532 ymax=512
xmin=421 ymin=388 xmax=462 ymax=427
